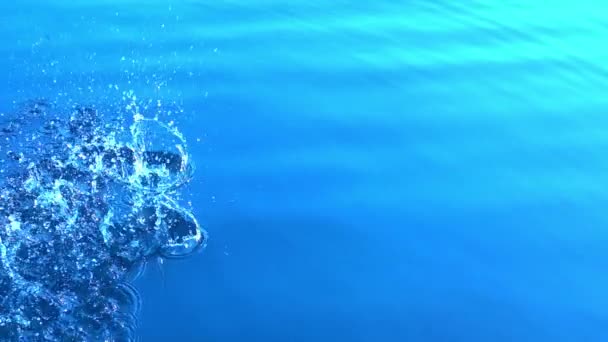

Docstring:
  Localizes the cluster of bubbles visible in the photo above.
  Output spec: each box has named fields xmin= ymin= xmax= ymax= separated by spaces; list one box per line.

xmin=0 ymin=98 xmax=206 ymax=341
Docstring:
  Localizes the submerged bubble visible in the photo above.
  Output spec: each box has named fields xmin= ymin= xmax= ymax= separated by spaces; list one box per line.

xmin=0 ymin=99 xmax=206 ymax=341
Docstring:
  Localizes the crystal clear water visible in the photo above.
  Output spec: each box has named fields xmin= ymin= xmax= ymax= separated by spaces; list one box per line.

xmin=1 ymin=1 xmax=608 ymax=341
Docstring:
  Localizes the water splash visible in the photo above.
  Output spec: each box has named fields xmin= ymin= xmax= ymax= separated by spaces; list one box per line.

xmin=0 ymin=98 xmax=206 ymax=341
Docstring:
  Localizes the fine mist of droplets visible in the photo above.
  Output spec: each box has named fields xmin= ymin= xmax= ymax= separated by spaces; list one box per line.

xmin=0 ymin=96 xmax=206 ymax=341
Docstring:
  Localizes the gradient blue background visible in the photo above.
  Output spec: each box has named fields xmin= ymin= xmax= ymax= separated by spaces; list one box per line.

xmin=1 ymin=1 xmax=608 ymax=341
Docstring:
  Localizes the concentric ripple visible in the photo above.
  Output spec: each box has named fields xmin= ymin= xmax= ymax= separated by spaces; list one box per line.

xmin=0 ymin=97 xmax=206 ymax=341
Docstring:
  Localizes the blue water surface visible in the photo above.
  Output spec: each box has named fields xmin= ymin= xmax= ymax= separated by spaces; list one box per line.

xmin=2 ymin=1 xmax=608 ymax=341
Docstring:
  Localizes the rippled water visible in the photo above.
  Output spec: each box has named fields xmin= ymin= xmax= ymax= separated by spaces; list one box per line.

xmin=1 ymin=1 xmax=608 ymax=341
